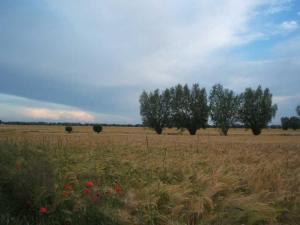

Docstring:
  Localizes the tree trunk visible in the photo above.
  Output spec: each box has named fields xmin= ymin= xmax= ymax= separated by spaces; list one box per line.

xmin=251 ymin=127 xmax=261 ymax=135
xmin=188 ymin=127 xmax=197 ymax=135
xmin=221 ymin=127 xmax=228 ymax=136
xmin=155 ymin=126 xmax=163 ymax=134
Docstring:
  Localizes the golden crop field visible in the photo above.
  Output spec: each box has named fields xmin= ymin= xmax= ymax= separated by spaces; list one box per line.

xmin=0 ymin=125 xmax=299 ymax=225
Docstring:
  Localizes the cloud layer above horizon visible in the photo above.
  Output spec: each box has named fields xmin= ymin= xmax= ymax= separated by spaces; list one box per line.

xmin=0 ymin=0 xmax=300 ymax=124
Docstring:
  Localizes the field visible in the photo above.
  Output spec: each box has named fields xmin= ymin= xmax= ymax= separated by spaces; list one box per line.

xmin=0 ymin=125 xmax=299 ymax=225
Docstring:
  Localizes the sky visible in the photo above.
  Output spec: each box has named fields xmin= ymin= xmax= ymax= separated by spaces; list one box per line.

xmin=0 ymin=0 xmax=300 ymax=124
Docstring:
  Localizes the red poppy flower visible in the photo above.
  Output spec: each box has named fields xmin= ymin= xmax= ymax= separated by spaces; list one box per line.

xmin=86 ymin=181 xmax=94 ymax=188
xmin=83 ymin=189 xmax=92 ymax=194
xmin=63 ymin=184 xmax=72 ymax=191
xmin=39 ymin=207 xmax=48 ymax=215
xmin=63 ymin=191 xmax=70 ymax=198
xmin=115 ymin=184 xmax=121 ymax=193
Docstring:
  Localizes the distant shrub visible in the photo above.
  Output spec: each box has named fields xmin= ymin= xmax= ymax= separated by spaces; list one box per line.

xmin=65 ymin=126 xmax=73 ymax=133
xmin=93 ymin=124 xmax=103 ymax=133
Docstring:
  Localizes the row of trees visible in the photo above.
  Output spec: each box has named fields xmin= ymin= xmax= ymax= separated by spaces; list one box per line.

xmin=281 ymin=106 xmax=300 ymax=130
xmin=140 ymin=84 xmax=277 ymax=135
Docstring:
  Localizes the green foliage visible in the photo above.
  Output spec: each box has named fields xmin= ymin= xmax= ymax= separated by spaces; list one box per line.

xmin=170 ymin=84 xmax=209 ymax=135
xmin=159 ymin=169 xmax=185 ymax=184
xmin=289 ymin=116 xmax=300 ymax=130
xmin=65 ymin=126 xmax=73 ymax=133
xmin=281 ymin=117 xmax=290 ymax=130
xmin=93 ymin=124 xmax=103 ymax=133
xmin=296 ymin=105 xmax=300 ymax=117
xmin=140 ymin=84 xmax=280 ymax=135
xmin=239 ymin=86 xmax=277 ymax=135
xmin=156 ymin=192 xmax=172 ymax=214
xmin=209 ymin=84 xmax=240 ymax=135
xmin=281 ymin=106 xmax=300 ymax=130
xmin=139 ymin=89 xmax=172 ymax=134
xmin=0 ymin=141 xmax=55 ymax=219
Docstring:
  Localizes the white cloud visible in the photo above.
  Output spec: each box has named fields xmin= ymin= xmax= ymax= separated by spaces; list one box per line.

xmin=24 ymin=108 xmax=95 ymax=122
xmin=272 ymin=36 xmax=300 ymax=57
xmin=264 ymin=0 xmax=293 ymax=14
xmin=1 ymin=0 xmax=277 ymax=88
xmin=279 ymin=20 xmax=298 ymax=32
xmin=261 ymin=20 xmax=299 ymax=37
xmin=273 ymin=95 xmax=300 ymax=104
xmin=0 ymin=94 xmax=136 ymax=123
xmin=1 ymin=0 xmax=295 ymax=91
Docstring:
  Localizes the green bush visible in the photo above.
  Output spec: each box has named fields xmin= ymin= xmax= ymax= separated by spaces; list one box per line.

xmin=93 ymin=124 xmax=103 ymax=133
xmin=65 ymin=126 xmax=73 ymax=133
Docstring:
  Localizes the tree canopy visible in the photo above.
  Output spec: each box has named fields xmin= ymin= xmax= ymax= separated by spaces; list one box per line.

xmin=139 ymin=89 xmax=171 ymax=134
xmin=170 ymin=84 xmax=209 ymax=135
xmin=281 ymin=117 xmax=290 ymax=130
xmin=209 ymin=84 xmax=240 ymax=135
xmin=239 ymin=86 xmax=277 ymax=135
xmin=93 ymin=124 xmax=103 ymax=133
xmin=296 ymin=105 xmax=300 ymax=117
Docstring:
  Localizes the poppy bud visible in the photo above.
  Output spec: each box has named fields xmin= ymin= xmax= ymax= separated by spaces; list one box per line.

xmin=115 ymin=184 xmax=121 ymax=193
xmin=83 ymin=189 xmax=92 ymax=194
xmin=39 ymin=207 xmax=48 ymax=215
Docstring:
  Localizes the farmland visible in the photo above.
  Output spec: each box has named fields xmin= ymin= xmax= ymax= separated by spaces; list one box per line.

xmin=0 ymin=125 xmax=299 ymax=225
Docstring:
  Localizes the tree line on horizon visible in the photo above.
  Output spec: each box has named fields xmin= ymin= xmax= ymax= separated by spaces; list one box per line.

xmin=140 ymin=83 xmax=279 ymax=136
xmin=0 ymin=121 xmax=144 ymax=127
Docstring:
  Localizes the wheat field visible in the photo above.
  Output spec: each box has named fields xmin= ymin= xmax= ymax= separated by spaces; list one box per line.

xmin=0 ymin=125 xmax=299 ymax=225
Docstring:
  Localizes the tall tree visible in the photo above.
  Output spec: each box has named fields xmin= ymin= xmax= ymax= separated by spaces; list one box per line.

xmin=289 ymin=116 xmax=300 ymax=130
xmin=139 ymin=89 xmax=171 ymax=134
xmin=239 ymin=86 xmax=277 ymax=135
xmin=209 ymin=84 xmax=240 ymax=135
xmin=281 ymin=117 xmax=290 ymax=130
xmin=296 ymin=105 xmax=300 ymax=116
xmin=170 ymin=84 xmax=208 ymax=135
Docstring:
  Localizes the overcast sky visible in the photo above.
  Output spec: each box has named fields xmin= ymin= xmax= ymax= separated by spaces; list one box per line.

xmin=1 ymin=0 xmax=300 ymax=124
